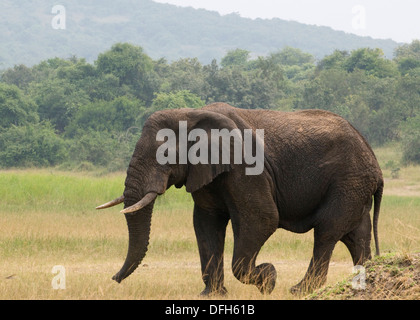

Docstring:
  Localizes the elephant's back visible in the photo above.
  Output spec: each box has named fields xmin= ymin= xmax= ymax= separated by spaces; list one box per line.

xmin=202 ymin=103 xmax=381 ymax=174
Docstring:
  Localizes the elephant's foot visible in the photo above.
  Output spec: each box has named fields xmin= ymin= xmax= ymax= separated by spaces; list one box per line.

xmin=290 ymin=277 xmax=325 ymax=295
xmin=290 ymin=281 xmax=309 ymax=296
xmin=200 ymin=286 xmax=228 ymax=297
xmin=255 ymin=263 xmax=277 ymax=295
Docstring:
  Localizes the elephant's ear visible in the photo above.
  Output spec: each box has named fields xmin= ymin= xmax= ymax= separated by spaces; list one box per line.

xmin=185 ymin=110 xmax=241 ymax=193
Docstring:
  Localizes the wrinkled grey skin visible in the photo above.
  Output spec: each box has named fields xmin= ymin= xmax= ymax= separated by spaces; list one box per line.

xmin=100 ymin=103 xmax=383 ymax=295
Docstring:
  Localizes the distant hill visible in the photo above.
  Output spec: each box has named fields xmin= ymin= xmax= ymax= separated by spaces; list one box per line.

xmin=0 ymin=0 xmax=401 ymax=69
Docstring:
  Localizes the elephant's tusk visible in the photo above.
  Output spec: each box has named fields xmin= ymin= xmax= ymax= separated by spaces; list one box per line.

xmin=96 ymin=195 xmax=124 ymax=210
xmin=120 ymin=192 xmax=157 ymax=214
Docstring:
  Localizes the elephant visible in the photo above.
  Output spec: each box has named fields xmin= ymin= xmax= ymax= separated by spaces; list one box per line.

xmin=96 ymin=102 xmax=384 ymax=295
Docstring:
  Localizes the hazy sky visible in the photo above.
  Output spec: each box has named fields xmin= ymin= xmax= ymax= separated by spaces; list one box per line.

xmin=154 ymin=0 xmax=420 ymax=43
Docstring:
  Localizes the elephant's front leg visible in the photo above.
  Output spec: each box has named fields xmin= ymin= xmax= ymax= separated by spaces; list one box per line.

xmin=231 ymin=231 xmax=278 ymax=294
xmin=230 ymin=208 xmax=279 ymax=294
xmin=193 ymin=205 xmax=229 ymax=296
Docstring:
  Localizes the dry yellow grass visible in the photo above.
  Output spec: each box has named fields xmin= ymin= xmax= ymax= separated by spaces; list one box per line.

xmin=1 ymin=145 xmax=419 ymax=300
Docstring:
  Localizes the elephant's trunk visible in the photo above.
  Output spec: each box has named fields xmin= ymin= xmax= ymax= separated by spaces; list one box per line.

xmin=112 ymin=202 xmax=154 ymax=283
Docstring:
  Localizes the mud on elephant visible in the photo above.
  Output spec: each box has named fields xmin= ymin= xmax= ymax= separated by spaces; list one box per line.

xmin=97 ymin=102 xmax=383 ymax=295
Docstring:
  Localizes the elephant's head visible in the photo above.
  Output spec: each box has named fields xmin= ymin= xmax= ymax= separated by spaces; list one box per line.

xmin=96 ymin=106 xmax=247 ymax=283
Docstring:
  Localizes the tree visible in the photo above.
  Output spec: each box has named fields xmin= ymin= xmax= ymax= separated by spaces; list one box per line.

xmin=394 ymin=40 xmax=420 ymax=75
xmin=29 ymin=78 xmax=89 ymax=133
xmin=269 ymin=47 xmax=315 ymax=66
xmin=0 ymin=82 xmax=38 ymax=128
xmin=247 ymin=57 xmax=287 ymax=108
xmin=221 ymin=49 xmax=251 ymax=69
xmin=205 ymin=65 xmax=253 ymax=108
xmin=316 ymin=50 xmax=349 ymax=71
xmin=140 ymin=90 xmax=204 ymax=125
xmin=394 ymin=40 xmax=420 ymax=58
xmin=95 ymin=43 xmax=159 ymax=104
xmin=338 ymin=94 xmax=370 ymax=137
xmin=1 ymin=42 xmax=418 ymax=169
xmin=344 ymin=48 xmax=399 ymax=78
xmin=299 ymin=68 xmax=350 ymax=110
xmin=160 ymin=58 xmax=208 ymax=99
xmin=400 ymin=115 xmax=420 ymax=165
xmin=56 ymin=57 xmax=97 ymax=84
xmin=396 ymin=73 xmax=420 ymax=118
xmin=1 ymin=64 xmax=34 ymax=90
xmin=84 ymin=73 xmax=124 ymax=101
xmin=29 ymin=58 xmax=75 ymax=84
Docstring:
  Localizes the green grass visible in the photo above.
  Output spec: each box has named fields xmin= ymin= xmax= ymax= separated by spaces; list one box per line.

xmin=1 ymin=150 xmax=419 ymax=299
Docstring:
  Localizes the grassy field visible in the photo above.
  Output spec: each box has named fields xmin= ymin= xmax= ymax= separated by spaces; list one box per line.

xmin=0 ymin=146 xmax=419 ymax=300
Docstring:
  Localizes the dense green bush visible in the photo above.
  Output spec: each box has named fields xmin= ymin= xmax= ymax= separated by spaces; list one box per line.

xmin=401 ymin=115 xmax=420 ymax=165
xmin=0 ymin=122 xmax=67 ymax=167
xmin=65 ymin=96 xmax=145 ymax=138
xmin=66 ymin=129 xmax=138 ymax=171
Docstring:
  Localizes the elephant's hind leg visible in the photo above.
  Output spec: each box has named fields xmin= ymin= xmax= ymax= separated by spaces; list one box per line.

xmin=341 ymin=205 xmax=373 ymax=265
xmin=290 ymin=229 xmax=337 ymax=294
xmin=290 ymin=192 xmax=373 ymax=295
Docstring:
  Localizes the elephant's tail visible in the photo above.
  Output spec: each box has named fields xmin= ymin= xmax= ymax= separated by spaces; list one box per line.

xmin=373 ymin=180 xmax=384 ymax=256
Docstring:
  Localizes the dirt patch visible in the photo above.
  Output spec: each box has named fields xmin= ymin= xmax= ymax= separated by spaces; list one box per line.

xmin=307 ymin=253 xmax=420 ymax=300
xmin=384 ymin=184 xmax=420 ymax=197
